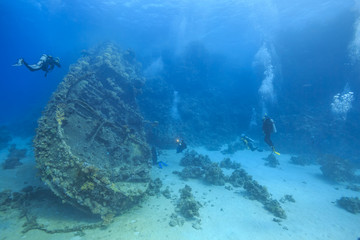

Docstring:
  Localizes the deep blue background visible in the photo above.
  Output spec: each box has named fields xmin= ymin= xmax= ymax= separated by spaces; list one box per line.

xmin=0 ymin=0 xmax=359 ymax=143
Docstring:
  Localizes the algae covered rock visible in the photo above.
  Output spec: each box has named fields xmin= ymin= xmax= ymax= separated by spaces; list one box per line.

xmin=180 ymin=150 xmax=212 ymax=169
xmin=219 ymin=157 xmax=241 ymax=170
xmin=228 ymin=169 xmax=252 ymax=187
xmin=263 ymin=153 xmax=279 ymax=168
xmin=204 ymin=162 xmax=226 ymax=186
xmin=337 ymin=197 xmax=360 ymax=214
xmin=318 ymin=154 xmax=356 ymax=183
xmin=177 ymin=185 xmax=202 ymax=219
xmin=33 ymin=43 xmax=151 ymax=217
xmin=178 ymin=166 xmax=204 ymax=180
xmin=244 ymin=179 xmax=287 ymax=219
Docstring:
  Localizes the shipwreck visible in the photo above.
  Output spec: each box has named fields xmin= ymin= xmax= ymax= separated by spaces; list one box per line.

xmin=33 ymin=43 xmax=151 ymax=218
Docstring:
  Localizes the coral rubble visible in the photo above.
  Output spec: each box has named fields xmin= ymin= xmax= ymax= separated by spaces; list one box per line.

xmin=337 ymin=197 xmax=360 ymax=214
xmin=263 ymin=153 xmax=279 ymax=168
xmin=220 ymin=157 xmax=241 ymax=169
xmin=177 ymin=166 xmax=204 ymax=180
xmin=161 ymin=186 xmax=172 ymax=199
xmin=280 ymin=194 xmax=296 ymax=203
xmin=147 ymin=178 xmax=163 ymax=196
xmin=176 ymin=185 xmax=202 ymax=219
xmin=33 ymin=43 xmax=151 ymax=218
xmin=264 ymin=199 xmax=287 ymax=219
xmin=318 ymin=154 xmax=356 ymax=183
xmin=244 ymin=180 xmax=270 ymax=203
xmin=228 ymin=169 xmax=252 ymax=187
xmin=203 ymin=162 xmax=226 ymax=186
xmin=169 ymin=213 xmax=185 ymax=227
xmin=175 ymin=150 xmax=286 ymax=219
xmin=180 ymin=150 xmax=212 ymax=169
xmin=178 ymin=150 xmax=225 ymax=185
xmin=243 ymin=180 xmax=287 ymax=219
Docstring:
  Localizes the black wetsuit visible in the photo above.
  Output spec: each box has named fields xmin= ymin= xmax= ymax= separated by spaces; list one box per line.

xmin=151 ymin=146 xmax=158 ymax=165
xmin=22 ymin=54 xmax=61 ymax=77
xmin=262 ymin=117 xmax=274 ymax=148
xmin=151 ymin=146 xmax=168 ymax=168
xmin=176 ymin=140 xmax=187 ymax=153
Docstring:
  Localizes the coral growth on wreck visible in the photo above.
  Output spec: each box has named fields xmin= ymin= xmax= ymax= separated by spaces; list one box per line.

xmin=33 ymin=43 xmax=151 ymax=218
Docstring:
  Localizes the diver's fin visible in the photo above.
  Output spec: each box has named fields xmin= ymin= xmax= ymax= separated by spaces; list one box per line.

xmin=12 ymin=58 xmax=24 ymax=67
xmin=272 ymin=146 xmax=280 ymax=155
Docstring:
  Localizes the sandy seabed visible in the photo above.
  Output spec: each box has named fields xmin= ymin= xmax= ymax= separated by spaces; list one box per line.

xmin=1 ymin=138 xmax=359 ymax=240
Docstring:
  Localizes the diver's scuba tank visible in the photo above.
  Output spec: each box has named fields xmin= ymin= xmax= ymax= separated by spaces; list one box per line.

xmin=272 ymin=119 xmax=277 ymax=133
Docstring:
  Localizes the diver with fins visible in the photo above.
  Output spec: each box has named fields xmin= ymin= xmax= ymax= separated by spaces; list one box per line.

xmin=176 ymin=138 xmax=187 ymax=153
xmin=151 ymin=146 xmax=168 ymax=169
xmin=13 ymin=54 xmax=61 ymax=77
xmin=262 ymin=114 xmax=280 ymax=155
xmin=240 ymin=134 xmax=263 ymax=152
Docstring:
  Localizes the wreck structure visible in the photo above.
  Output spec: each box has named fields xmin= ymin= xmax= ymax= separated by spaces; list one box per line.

xmin=33 ymin=43 xmax=151 ymax=218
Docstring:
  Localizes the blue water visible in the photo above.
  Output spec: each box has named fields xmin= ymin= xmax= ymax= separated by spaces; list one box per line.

xmin=1 ymin=0 xmax=359 ymax=152
xmin=1 ymin=1 xmax=360 ymax=239
xmin=1 ymin=0 xmax=359 ymax=155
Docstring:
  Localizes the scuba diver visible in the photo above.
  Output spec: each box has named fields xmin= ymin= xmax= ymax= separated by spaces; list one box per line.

xmin=240 ymin=134 xmax=263 ymax=152
xmin=176 ymin=139 xmax=187 ymax=153
xmin=262 ymin=114 xmax=280 ymax=155
xmin=151 ymin=146 xmax=168 ymax=169
xmin=13 ymin=54 xmax=61 ymax=77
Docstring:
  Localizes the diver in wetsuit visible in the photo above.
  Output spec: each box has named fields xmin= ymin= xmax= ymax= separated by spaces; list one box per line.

xmin=262 ymin=115 xmax=280 ymax=155
xmin=151 ymin=146 xmax=168 ymax=169
xmin=240 ymin=134 xmax=262 ymax=152
xmin=13 ymin=54 xmax=61 ymax=77
xmin=176 ymin=139 xmax=187 ymax=153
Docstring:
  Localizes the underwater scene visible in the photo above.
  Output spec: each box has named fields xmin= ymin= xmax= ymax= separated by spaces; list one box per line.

xmin=1 ymin=0 xmax=360 ymax=239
